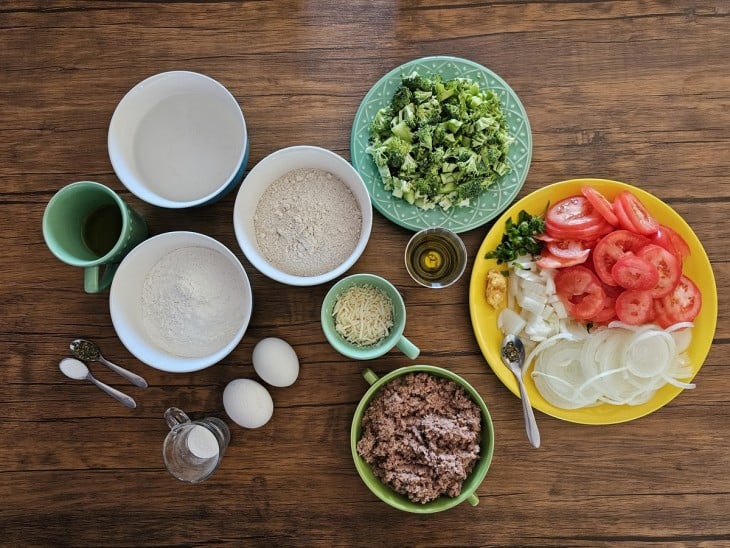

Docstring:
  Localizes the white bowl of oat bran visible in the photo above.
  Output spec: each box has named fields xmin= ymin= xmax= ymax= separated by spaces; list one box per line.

xmin=233 ymin=146 xmax=373 ymax=286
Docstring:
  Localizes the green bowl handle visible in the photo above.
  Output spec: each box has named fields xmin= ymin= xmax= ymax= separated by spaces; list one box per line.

xmin=395 ymin=335 xmax=420 ymax=360
xmin=362 ymin=368 xmax=379 ymax=385
xmin=467 ymin=492 xmax=480 ymax=506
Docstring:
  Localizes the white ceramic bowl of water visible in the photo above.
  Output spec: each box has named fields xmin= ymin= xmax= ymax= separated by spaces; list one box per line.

xmin=108 ymin=71 xmax=249 ymax=208
xmin=109 ymin=231 xmax=253 ymax=373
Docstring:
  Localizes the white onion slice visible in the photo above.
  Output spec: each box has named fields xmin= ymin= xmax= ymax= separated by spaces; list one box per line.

xmin=624 ymin=330 xmax=675 ymax=378
xmin=524 ymin=332 xmax=581 ymax=373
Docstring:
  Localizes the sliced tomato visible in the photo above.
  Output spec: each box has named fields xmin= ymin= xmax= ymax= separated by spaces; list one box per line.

xmin=554 ymin=265 xmax=607 ymax=320
xmin=611 ymin=195 xmax=640 ymax=233
xmin=535 ymin=233 xmax=558 ymax=242
xmin=537 ymin=249 xmax=588 ymax=269
xmin=581 ymin=186 xmax=619 ymax=226
xmin=610 ymin=253 xmax=659 ymax=290
xmin=591 ymin=230 xmax=652 ymax=286
xmin=616 ymin=191 xmax=659 ymax=236
xmin=546 ymin=217 xmax=613 ymax=241
xmin=545 ymin=195 xmax=612 ymax=241
xmin=652 ymin=224 xmax=691 ymax=260
xmin=547 ymin=196 xmax=600 ymax=229
xmin=636 ymin=243 xmax=681 ymax=298
xmin=615 ymin=289 xmax=655 ymax=325
xmin=591 ymin=283 xmax=623 ymax=323
xmin=546 ymin=239 xmax=591 ymax=261
xmin=653 ymin=298 xmax=674 ymax=329
xmin=660 ymin=275 xmax=701 ymax=325
xmin=591 ymin=302 xmax=617 ymax=323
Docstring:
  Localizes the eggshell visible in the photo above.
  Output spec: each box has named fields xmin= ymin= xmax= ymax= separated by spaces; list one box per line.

xmin=252 ymin=337 xmax=299 ymax=387
xmin=223 ymin=378 xmax=274 ymax=429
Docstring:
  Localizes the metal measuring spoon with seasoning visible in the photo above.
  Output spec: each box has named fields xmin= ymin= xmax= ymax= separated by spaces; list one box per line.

xmin=70 ymin=338 xmax=148 ymax=388
xmin=59 ymin=357 xmax=137 ymax=409
xmin=501 ymin=334 xmax=541 ymax=448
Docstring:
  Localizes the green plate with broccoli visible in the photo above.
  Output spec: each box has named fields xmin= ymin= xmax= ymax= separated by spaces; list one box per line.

xmin=351 ymin=56 xmax=532 ymax=233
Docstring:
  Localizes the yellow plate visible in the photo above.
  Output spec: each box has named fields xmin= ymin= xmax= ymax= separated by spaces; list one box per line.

xmin=469 ymin=178 xmax=718 ymax=425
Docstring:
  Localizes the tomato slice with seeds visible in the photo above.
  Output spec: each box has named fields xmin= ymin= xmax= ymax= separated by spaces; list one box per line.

xmin=653 ymin=298 xmax=674 ymax=329
xmin=545 ymin=195 xmax=612 ymax=241
xmin=581 ymin=186 xmax=619 ymax=226
xmin=660 ymin=275 xmax=701 ymax=325
xmin=546 ymin=196 xmax=599 ymax=229
xmin=610 ymin=253 xmax=659 ymax=290
xmin=554 ymin=265 xmax=607 ymax=320
xmin=591 ymin=283 xmax=623 ymax=323
xmin=652 ymin=224 xmax=691 ymax=260
xmin=546 ymin=239 xmax=591 ymax=261
xmin=615 ymin=289 xmax=655 ymax=325
xmin=537 ymin=250 xmax=589 ymax=269
xmin=636 ymin=243 xmax=681 ymax=298
xmin=592 ymin=230 xmax=652 ymax=286
xmin=616 ymin=191 xmax=659 ymax=236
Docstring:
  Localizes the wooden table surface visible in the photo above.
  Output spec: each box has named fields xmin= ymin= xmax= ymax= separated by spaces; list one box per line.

xmin=2 ymin=1 xmax=728 ymax=546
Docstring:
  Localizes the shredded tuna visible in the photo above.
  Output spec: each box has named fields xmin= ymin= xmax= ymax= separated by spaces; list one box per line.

xmin=356 ymin=372 xmax=481 ymax=504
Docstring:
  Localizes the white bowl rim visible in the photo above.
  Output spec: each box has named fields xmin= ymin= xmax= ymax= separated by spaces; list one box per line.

xmin=233 ymin=145 xmax=373 ymax=286
xmin=109 ymin=230 xmax=253 ymax=373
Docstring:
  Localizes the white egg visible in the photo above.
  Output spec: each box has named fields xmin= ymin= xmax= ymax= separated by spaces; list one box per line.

xmin=252 ymin=337 xmax=299 ymax=387
xmin=223 ymin=378 xmax=274 ymax=429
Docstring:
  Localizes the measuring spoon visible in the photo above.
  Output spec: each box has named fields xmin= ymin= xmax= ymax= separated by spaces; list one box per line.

xmin=59 ymin=357 xmax=137 ymax=409
xmin=70 ymin=338 xmax=148 ymax=388
xmin=501 ymin=334 xmax=540 ymax=448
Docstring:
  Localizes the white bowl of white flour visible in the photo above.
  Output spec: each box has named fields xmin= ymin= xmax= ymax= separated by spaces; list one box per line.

xmin=233 ymin=145 xmax=373 ymax=286
xmin=109 ymin=231 xmax=253 ymax=373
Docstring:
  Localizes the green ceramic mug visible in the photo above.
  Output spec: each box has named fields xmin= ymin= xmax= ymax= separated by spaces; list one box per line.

xmin=351 ymin=365 xmax=495 ymax=513
xmin=42 ymin=181 xmax=148 ymax=293
xmin=321 ymin=273 xmax=419 ymax=360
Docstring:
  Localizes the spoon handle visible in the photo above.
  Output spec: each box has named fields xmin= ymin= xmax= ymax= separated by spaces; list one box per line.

xmin=517 ymin=379 xmax=541 ymax=448
xmin=99 ymin=356 xmax=148 ymax=388
xmin=88 ymin=375 xmax=137 ymax=409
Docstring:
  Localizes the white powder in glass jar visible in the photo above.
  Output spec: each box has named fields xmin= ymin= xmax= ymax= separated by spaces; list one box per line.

xmin=142 ymin=246 xmax=247 ymax=358
xmin=253 ymin=168 xmax=362 ymax=277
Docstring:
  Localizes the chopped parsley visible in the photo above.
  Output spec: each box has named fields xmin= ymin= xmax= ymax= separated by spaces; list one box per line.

xmin=485 ymin=209 xmax=545 ymax=265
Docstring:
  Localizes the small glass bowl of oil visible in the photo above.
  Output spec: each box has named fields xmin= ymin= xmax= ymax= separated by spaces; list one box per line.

xmin=404 ymin=227 xmax=467 ymax=288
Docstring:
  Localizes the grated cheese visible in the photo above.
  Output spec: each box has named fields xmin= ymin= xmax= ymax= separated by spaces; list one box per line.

xmin=333 ymin=284 xmax=394 ymax=347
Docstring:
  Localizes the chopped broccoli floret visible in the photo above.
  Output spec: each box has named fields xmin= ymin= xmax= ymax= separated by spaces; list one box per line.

xmin=390 ymin=120 xmax=414 ymax=143
xmin=390 ymin=85 xmax=413 ymax=112
xmin=367 ymin=71 xmax=513 ymax=211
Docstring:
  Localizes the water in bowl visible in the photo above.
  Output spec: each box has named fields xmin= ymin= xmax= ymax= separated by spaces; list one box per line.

xmin=133 ymin=92 xmax=244 ymax=202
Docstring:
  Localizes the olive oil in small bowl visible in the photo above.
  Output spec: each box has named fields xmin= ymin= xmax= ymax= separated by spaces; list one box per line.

xmin=405 ymin=227 xmax=467 ymax=288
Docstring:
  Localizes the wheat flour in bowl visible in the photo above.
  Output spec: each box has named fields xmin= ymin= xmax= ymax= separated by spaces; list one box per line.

xmin=141 ymin=246 xmax=247 ymax=358
xmin=253 ymin=168 xmax=362 ymax=277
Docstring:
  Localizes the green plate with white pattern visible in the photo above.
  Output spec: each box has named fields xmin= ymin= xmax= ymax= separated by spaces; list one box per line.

xmin=350 ymin=56 xmax=532 ymax=234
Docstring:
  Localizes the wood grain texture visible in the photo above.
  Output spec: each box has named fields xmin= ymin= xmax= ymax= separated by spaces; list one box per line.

xmin=1 ymin=1 xmax=728 ymax=546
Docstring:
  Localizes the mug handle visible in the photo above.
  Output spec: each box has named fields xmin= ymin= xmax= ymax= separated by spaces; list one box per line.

xmin=84 ymin=263 xmax=119 ymax=293
xmin=467 ymin=493 xmax=480 ymax=506
xmin=395 ymin=336 xmax=420 ymax=360
xmin=164 ymin=407 xmax=191 ymax=430
xmin=362 ymin=368 xmax=380 ymax=386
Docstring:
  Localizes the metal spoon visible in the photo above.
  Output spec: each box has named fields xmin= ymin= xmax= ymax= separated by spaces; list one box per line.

xmin=59 ymin=357 xmax=137 ymax=409
xmin=70 ymin=338 xmax=148 ymax=388
xmin=501 ymin=334 xmax=541 ymax=448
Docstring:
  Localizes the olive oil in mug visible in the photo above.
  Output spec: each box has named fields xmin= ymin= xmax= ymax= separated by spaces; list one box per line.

xmin=405 ymin=227 xmax=467 ymax=288
xmin=82 ymin=204 xmax=123 ymax=257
